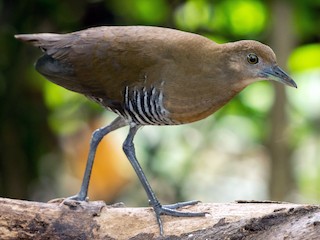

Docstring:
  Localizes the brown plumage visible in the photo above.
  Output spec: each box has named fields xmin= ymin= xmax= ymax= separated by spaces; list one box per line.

xmin=15 ymin=26 xmax=297 ymax=235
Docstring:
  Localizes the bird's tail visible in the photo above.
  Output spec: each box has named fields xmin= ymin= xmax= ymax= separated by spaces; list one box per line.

xmin=15 ymin=33 xmax=63 ymax=49
xmin=15 ymin=33 xmax=80 ymax=92
xmin=15 ymin=33 xmax=73 ymax=58
xmin=15 ymin=33 xmax=61 ymax=43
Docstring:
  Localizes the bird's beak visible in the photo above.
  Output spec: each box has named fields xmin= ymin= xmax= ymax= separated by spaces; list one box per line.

xmin=260 ymin=65 xmax=297 ymax=88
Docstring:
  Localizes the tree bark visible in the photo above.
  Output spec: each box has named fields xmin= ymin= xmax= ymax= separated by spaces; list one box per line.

xmin=268 ymin=0 xmax=296 ymax=201
xmin=0 ymin=197 xmax=319 ymax=239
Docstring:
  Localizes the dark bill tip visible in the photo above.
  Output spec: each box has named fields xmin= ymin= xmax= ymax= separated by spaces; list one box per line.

xmin=261 ymin=66 xmax=297 ymax=88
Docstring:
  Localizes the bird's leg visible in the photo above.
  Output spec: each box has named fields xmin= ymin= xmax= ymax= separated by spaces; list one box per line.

xmin=123 ymin=125 xmax=206 ymax=235
xmin=68 ymin=116 xmax=127 ymax=201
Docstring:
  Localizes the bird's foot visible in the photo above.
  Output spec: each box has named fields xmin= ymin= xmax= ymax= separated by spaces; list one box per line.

xmin=65 ymin=193 xmax=87 ymax=202
xmin=153 ymin=200 xmax=207 ymax=235
xmin=65 ymin=194 xmax=88 ymax=202
xmin=50 ymin=193 xmax=88 ymax=209
xmin=47 ymin=194 xmax=88 ymax=210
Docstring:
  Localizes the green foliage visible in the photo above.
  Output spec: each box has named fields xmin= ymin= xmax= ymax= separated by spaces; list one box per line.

xmin=174 ymin=0 xmax=267 ymax=38
xmin=43 ymin=81 xmax=90 ymax=135
xmin=174 ymin=0 xmax=213 ymax=31
xmin=288 ymin=44 xmax=320 ymax=72
xmin=109 ymin=0 xmax=169 ymax=24
xmin=293 ymin=0 xmax=320 ymax=40
xmin=213 ymin=0 xmax=267 ymax=37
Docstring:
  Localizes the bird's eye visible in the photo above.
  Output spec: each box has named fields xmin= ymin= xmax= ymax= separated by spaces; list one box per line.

xmin=247 ymin=53 xmax=259 ymax=64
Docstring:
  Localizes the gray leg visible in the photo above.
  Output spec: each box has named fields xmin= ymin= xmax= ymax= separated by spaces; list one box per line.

xmin=123 ymin=125 xmax=206 ymax=235
xmin=70 ymin=116 xmax=127 ymax=201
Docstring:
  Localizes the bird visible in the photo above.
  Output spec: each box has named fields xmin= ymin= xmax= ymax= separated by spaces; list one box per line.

xmin=15 ymin=26 xmax=297 ymax=235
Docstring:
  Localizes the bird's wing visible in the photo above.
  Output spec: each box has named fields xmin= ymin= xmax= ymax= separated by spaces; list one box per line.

xmin=15 ymin=27 xmax=171 ymax=97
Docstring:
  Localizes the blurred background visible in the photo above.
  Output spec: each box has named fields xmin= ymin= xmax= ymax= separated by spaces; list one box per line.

xmin=0 ymin=0 xmax=319 ymax=206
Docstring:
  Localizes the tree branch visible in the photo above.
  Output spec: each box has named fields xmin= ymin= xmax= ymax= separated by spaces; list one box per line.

xmin=0 ymin=197 xmax=319 ymax=239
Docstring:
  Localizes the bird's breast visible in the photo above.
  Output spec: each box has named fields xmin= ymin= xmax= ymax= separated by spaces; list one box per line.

xmin=163 ymin=82 xmax=241 ymax=124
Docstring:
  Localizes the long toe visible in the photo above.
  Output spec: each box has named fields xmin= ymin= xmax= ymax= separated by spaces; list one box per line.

xmin=153 ymin=203 xmax=207 ymax=236
xmin=63 ymin=194 xmax=88 ymax=203
xmin=159 ymin=206 xmax=207 ymax=218
xmin=48 ymin=195 xmax=87 ymax=204
xmin=163 ymin=200 xmax=201 ymax=210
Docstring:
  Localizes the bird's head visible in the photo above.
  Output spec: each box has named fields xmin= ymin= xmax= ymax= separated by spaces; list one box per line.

xmin=224 ymin=40 xmax=297 ymax=89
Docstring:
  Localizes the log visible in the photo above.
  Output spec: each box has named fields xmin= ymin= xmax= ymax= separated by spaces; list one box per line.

xmin=0 ymin=197 xmax=319 ymax=239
